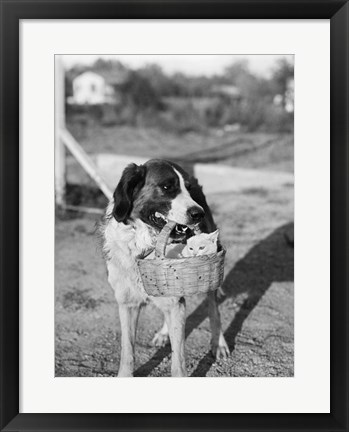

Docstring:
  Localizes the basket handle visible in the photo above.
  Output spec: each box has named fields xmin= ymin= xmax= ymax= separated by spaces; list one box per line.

xmin=155 ymin=220 xmax=177 ymax=258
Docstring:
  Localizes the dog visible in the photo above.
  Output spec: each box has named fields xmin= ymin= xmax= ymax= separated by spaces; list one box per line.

xmin=101 ymin=159 xmax=229 ymax=377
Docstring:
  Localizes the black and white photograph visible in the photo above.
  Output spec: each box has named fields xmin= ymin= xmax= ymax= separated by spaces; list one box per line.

xmin=55 ymin=54 xmax=294 ymax=378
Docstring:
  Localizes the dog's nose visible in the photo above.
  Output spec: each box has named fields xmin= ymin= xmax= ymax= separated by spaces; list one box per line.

xmin=188 ymin=207 xmax=205 ymax=223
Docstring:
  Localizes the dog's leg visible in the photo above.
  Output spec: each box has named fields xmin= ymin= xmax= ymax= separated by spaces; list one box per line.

xmin=152 ymin=320 xmax=170 ymax=347
xmin=167 ymin=298 xmax=187 ymax=377
xmin=208 ymin=291 xmax=229 ymax=360
xmin=117 ymin=303 xmax=141 ymax=377
xmin=152 ymin=297 xmax=187 ymax=377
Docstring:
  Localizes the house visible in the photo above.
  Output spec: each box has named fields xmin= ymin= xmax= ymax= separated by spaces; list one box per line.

xmin=68 ymin=67 xmax=128 ymax=105
xmin=210 ymin=85 xmax=241 ymax=99
xmin=69 ymin=71 xmax=110 ymax=105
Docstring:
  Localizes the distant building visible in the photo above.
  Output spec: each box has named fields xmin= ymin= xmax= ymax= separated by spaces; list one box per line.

xmin=284 ymin=78 xmax=294 ymax=113
xmin=273 ymin=78 xmax=294 ymax=113
xmin=210 ymin=85 xmax=241 ymax=99
xmin=68 ymin=68 xmax=128 ymax=105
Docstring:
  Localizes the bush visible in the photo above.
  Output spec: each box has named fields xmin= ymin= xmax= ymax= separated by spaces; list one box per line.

xmin=155 ymin=102 xmax=206 ymax=134
xmin=262 ymin=105 xmax=293 ymax=133
xmin=67 ymin=96 xmax=293 ymax=135
xmin=208 ymin=98 xmax=293 ymax=133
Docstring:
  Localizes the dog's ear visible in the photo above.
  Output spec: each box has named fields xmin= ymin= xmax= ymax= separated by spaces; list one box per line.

xmin=112 ymin=163 xmax=146 ymax=223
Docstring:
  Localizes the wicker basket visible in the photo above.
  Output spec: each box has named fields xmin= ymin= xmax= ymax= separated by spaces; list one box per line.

xmin=137 ymin=220 xmax=226 ymax=297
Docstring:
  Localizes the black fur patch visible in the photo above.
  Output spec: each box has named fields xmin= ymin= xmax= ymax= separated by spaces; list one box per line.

xmin=112 ymin=163 xmax=146 ymax=223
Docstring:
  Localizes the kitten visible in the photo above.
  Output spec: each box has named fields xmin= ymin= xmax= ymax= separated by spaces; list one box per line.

xmin=182 ymin=230 xmax=219 ymax=257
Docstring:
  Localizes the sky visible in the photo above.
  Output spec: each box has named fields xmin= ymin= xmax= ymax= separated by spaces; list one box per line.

xmin=61 ymin=54 xmax=292 ymax=78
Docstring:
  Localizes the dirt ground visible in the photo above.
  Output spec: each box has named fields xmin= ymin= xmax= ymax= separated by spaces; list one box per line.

xmin=55 ymin=175 xmax=293 ymax=377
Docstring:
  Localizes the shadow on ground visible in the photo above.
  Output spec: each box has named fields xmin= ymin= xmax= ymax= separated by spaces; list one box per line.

xmin=134 ymin=222 xmax=294 ymax=377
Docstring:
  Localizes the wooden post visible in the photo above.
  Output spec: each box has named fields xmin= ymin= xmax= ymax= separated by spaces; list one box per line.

xmin=60 ymin=128 xmax=113 ymax=201
xmin=55 ymin=56 xmax=112 ymax=210
xmin=55 ymin=55 xmax=66 ymax=207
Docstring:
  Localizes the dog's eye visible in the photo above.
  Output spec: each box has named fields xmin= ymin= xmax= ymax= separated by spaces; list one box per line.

xmin=162 ymin=184 xmax=172 ymax=191
xmin=199 ymin=246 xmax=205 ymax=250
xmin=189 ymin=247 xmax=193 ymax=251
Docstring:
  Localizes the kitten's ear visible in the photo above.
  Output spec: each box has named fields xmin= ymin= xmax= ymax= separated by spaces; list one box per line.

xmin=209 ymin=229 xmax=219 ymax=243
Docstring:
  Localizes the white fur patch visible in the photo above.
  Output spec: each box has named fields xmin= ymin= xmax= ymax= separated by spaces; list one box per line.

xmin=167 ymin=168 xmax=203 ymax=225
xmin=102 ymin=199 xmax=156 ymax=304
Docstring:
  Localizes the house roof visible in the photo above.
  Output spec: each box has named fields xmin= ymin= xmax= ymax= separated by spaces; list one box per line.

xmin=74 ymin=71 xmax=105 ymax=84
xmin=73 ymin=66 xmax=129 ymax=86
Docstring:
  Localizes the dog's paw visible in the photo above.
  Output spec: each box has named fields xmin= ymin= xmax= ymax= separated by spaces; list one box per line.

xmin=151 ymin=331 xmax=170 ymax=347
xmin=211 ymin=334 xmax=230 ymax=360
xmin=215 ymin=344 xmax=230 ymax=360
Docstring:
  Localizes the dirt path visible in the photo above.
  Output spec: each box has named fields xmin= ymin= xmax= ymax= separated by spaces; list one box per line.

xmin=55 ymin=180 xmax=293 ymax=377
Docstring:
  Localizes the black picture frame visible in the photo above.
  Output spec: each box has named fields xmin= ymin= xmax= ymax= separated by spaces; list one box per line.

xmin=0 ymin=1 xmax=348 ymax=431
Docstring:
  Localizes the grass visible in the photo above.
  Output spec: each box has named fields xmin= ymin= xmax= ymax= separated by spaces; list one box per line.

xmin=67 ymin=122 xmax=294 ymax=173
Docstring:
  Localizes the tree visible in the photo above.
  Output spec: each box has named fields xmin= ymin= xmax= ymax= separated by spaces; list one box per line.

xmin=120 ymin=71 xmax=162 ymax=110
xmin=271 ymin=58 xmax=294 ymax=99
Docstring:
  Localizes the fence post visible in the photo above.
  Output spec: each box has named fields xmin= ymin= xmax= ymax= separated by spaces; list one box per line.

xmin=55 ymin=55 xmax=66 ymax=207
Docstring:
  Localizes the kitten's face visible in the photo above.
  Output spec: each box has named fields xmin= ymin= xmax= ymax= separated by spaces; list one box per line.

xmin=184 ymin=230 xmax=219 ymax=257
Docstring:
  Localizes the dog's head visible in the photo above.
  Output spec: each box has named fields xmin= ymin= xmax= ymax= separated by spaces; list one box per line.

xmin=112 ymin=159 xmax=205 ymax=239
